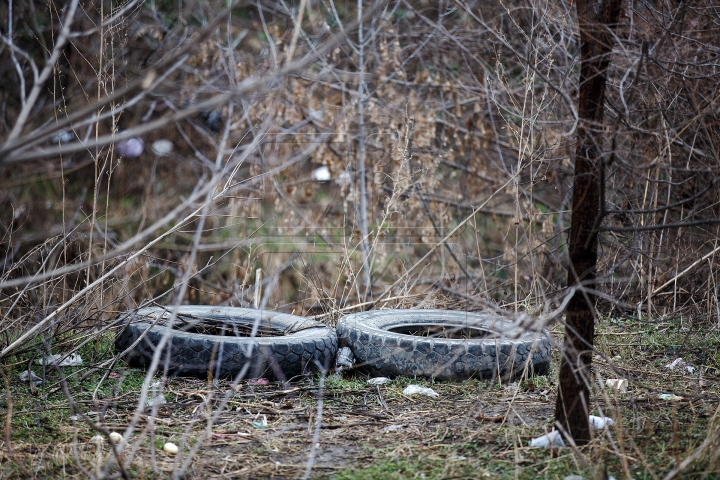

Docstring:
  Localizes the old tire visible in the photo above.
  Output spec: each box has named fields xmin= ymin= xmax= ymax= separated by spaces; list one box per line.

xmin=336 ymin=309 xmax=551 ymax=381
xmin=115 ymin=306 xmax=337 ymax=380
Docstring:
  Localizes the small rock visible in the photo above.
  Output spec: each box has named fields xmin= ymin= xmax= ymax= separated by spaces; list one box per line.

xmin=89 ymin=435 xmax=104 ymax=445
xmin=151 ymin=139 xmax=173 ymax=156
xmin=109 ymin=432 xmax=123 ymax=444
xmin=116 ymin=137 xmax=144 ymax=157
xmin=163 ymin=442 xmax=178 ymax=454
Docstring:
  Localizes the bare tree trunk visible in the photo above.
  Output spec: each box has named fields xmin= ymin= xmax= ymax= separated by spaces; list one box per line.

xmin=555 ymin=0 xmax=622 ymax=444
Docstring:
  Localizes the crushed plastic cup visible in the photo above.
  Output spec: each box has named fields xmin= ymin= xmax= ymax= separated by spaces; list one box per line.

xmin=368 ymin=377 xmax=390 ymax=385
xmin=403 ymin=385 xmax=440 ymax=398
xmin=589 ymin=415 xmax=615 ymax=429
xmin=605 ymin=379 xmax=628 ymax=392
xmin=529 ymin=430 xmax=565 ymax=448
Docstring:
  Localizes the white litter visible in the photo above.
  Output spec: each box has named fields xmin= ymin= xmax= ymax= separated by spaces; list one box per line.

xmin=589 ymin=415 xmax=615 ymax=429
xmin=52 ymin=131 xmax=75 ymax=144
xmin=383 ymin=424 xmax=405 ymax=433
xmin=151 ymin=139 xmax=173 ymax=156
xmin=529 ymin=431 xmax=565 ymax=448
xmin=336 ymin=171 xmax=352 ymax=187
xmin=89 ymin=435 xmax=104 ymax=445
xmin=665 ymin=357 xmax=695 ymax=374
xmin=605 ymin=379 xmax=628 ymax=392
xmin=36 ymin=353 xmax=83 ymax=367
xmin=659 ymin=393 xmax=684 ymax=401
xmin=311 ymin=166 xmax=331 ymax=181
xmin=403 ymin=385 xmax=440 ymax=398
xmin=109 ymin=432 xmax=123 ymax=444
xmin=19 ymin=370 xmax=42 ymax=386
xmin=146 ymin=381 xmax=167 ymax=408
xmin=563 ymin=476 xmax=586 ymax=480
xmin=368 ymin=377 xmax=390 ymax=385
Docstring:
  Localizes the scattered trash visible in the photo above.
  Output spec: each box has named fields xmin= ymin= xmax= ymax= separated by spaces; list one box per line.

xmin=52 ymin=131 xmax=75 ymax=144
xmin=529 ymin=430 xmax=565 ymax=448
xmin=70 ymin=415 xmax=79 ymax=421
xmin=200 ymin=110 xmax=222 ymax=132
xmin=659 ymin=393 xmax=684 ymax=401
xmin=564 ymin=476 xmax=586 ymax=480
xmin=163 ymin=442 xmax=178 ymax=454
xmin=248 ymin=378 xmax=269 ymax=386
xmin=151 ymin=139 xmax=173 ymax=156
xmin=448 ymin=455 xmax=467 ymax=461
xmin=605 ymin=379 xmax=628 ymax=392
xmin=19 ymin=370 xmax=42 ymax=386
xmin=109 ymin=432 xmax=123 ymax=444
xmin=383 ymin=424 xmax=405 ymax=433
xmin=589 ymin=415 xmax=615 ymax=429
xmin=252 ymin=415 xmax=268 ymax=429
xmin=611 ymin=355 xmax=621 ymax=361
xmin=336 ymin=171 xmax=352 ymax=187
xmin=665 ymin=357 xmax=695 ymax=374
xmin=36 ymin=353 xmax=83 ymax=367
xmin=146 ymin=381 xmax=167 ymax=408
xmin=89 ymin=435 xmax=104 ymax=445
xmin=403 ymin=385 xmax=440 ymax=398
xmin=335 ymin=347 xmax=355 ymax=371
xmin=116 ymin=137 xmax=144 ymax=157
xmin=311 ymin=166 xmax=331 ymax=181
xmin=368 ymin=377 xmax=390 ymax=385
xmin=109 ymin=372 xmax=121 ymax=379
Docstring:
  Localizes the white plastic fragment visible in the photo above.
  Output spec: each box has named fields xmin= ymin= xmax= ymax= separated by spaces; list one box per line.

xmin=605 ymin=379 xmax=628 ymax=392
xmin=151 ymin=139 xmax=174 ymax=156
xmin=589 ymin=415 xmax=615 ymax=429
xmin=659 ymin=393 xmax=684 ymax=401
xmin=529 ymin=431 xmax=565 ymax=448
xmin=36 ymin=353 xmax=83 ymax=367
xmin=89 ymin=435 xmax=104 ymax=445
xmin=311 ymin=166 xmax=331 ymax=181
xmin=52 ymin=131 xmax=75 ymax=144
xmin=146 ymin=381 xmax=167 ymax=408
xmin=665 ymin=357 xmax=695 ymax=374
xmin=403 ymin=385 xmax=440 ymax=398
xmin=19 ymin=370 xmax=42 ymax=386
xmin=163 ymin=442 xmax=178 ymax=454
xmin=368 ymin=377 xmax=390 ymax=385
xmin=336 ymin=171 xmax=352 ymax=187
xmin=109 ymin=432 xmax=123 ymax=444
xmin=383 ymin=424 xmax=405 ymax=433
xmin=116 ymin=137 xmax=144 ymax=157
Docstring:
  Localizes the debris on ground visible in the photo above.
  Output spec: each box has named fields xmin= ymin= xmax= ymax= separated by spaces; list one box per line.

xmin=403 ymin=385 xmax=440 ymax=398
xmin=51 ymin=131 xmax=75 ymax=144
xmin=36 ymin=353 xmax=83 ymax=367
xmin=589 ymin=415 xmax=614 ymax=429
xmin=367 ymin=377 xmax=390 ymax=385
xmin=665 ymin=357 xmax=695 ymax=374
xmin=311 ymin=166 xmax=331 ymax=181
xmin=529 ymin=430 xmax=565 ymax=448
xmin=109 ymin=432 xmax=123 ymax=444
xmin=605 ymin=378 xmax=628 ymax=392
xmin=335 ymin=347 xmax=355 ymax=374
xmin=659 ymin=393 xmax=684 ymax=401
xmin=383 ymin=424 xmax=406 ymax=433
xmin=248 ymin=378 xmax=269 ymax=386
xmin=19 ymin=370 xmax=42 ymax=386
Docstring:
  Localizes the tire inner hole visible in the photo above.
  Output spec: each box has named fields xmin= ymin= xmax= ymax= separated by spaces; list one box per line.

xmin=172 ymin=315 xmax=287 ymax=337
xmin=388 ymin=324 xmax=492 ymax=339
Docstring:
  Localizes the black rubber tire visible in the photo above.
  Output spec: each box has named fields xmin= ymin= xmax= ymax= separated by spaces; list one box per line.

xmin=115 ymin=306 xmax=337 ymax=380
xmin=336 ymin=309 xmax=551 ymax=381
